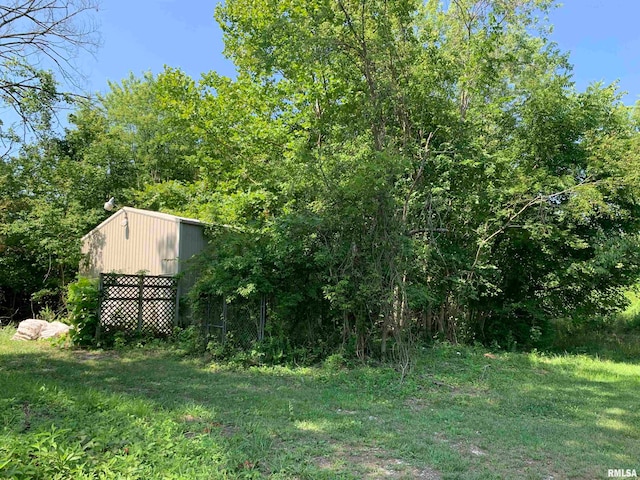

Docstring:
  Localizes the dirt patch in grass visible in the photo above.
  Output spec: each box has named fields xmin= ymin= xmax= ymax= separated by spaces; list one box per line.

xmin=314 ymin=445 xmax=441 ymax=479
xmin=404 ymin=397 xmax=431 ymax=412
xmin=336 ymin=408 xmax=358 ymax=414
xmin=432 ymin=431 xmax=487 ymax=459
xmin=73 ymin=350 xmax=120 ymax=361
xmin=404 ymin=385 xmax=487 ymax=411
xmin=180 ymin=415 xmax=238 ymax=437
xmin=450 ymin=386 xmax=487 ymax=397
xmin=468 ymin=445 xmax=487 ymax=457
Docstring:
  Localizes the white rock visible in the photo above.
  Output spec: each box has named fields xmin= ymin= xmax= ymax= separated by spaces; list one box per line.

xmin=40 ymin=321 xmax=71 ymax=339
xmin=12 ymin=319 xmax=70 ymax=340
xmin=12 ymin=319 xmax=50 ymax=340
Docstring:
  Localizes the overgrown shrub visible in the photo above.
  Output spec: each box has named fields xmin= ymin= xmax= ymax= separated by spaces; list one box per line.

xmin=169 ymin=325 xmax=205 ymax=354
xmin=66 ymin=276 xmax=100 ymax=346
xmin=202 ymin=332 xmax=330 ymax=367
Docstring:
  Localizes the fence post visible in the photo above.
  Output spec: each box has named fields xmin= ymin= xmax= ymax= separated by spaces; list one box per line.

xmin=174 ymin=278 xmax=180 ymax=328
xmin=136 ymin=274 xmax=144 ymax=333
xmin=95 ymin=273 xmax=105 ymax=341
xmin=258 ymin=295 xmax=266 ymax=342
xmin=222 ymin=296 xmax=228 ymax=342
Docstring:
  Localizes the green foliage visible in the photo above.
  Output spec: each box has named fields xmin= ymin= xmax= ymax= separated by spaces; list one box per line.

xmin=3 ymin=0 xmax=640 ymax=358
xmin=204 ymin=333 xmax=328 ymax=367
xmin=551 ymin=283 xmax=640 ymax=360
xmin=611 ymin=285 xmax=640 ymax=332
xmin=202 ymin=0 xmax=640 ymax=352
xmin=65 ymin=277 xmax=99 ymax=347
xmin=169 ymin=325 xmax=206 ymax=355
xmin=1 ymin=425 xmax=90 ymax=479
xmin=38 ymin=305 xmax=58 ymax=323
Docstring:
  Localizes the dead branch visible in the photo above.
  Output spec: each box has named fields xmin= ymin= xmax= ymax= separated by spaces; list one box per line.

xmin=0 ymin=0 xmax=100 ymax=139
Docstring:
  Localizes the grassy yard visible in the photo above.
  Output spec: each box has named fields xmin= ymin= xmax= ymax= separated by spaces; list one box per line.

xmin=0 ymin=327 xmax=638 ymax=479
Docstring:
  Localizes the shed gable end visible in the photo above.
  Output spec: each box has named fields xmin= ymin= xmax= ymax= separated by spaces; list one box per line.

xmin=81 ymin=208 xmax=182 ymax=277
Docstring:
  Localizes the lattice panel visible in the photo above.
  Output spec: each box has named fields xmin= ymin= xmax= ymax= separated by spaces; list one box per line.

xmin=99 ymin=273 xmax=177 ymax=336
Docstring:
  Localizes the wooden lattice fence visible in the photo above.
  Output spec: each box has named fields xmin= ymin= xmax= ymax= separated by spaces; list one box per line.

xmin=97 ymin=273 xmax=178 ymax=338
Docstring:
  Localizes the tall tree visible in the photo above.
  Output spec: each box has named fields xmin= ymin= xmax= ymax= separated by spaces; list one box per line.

xmin=0 ymin=131 xmax=109 ymax=317
xmin=0 ymin=0 xmax=99 ymax=152
xmin=209 ymin=0 xmax=640 ymax=354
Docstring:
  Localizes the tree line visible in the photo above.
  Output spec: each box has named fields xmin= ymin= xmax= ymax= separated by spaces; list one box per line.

xmin=2 ymin=0 xmax=640 ymax=357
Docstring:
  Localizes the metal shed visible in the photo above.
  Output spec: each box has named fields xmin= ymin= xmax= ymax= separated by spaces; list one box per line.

xmin=81 ymin=207 xmax=206 ymax=279
xmin=80 ymin=207 xmax=207 ymax=335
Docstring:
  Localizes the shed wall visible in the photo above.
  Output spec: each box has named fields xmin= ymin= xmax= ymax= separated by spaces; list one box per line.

xmin=179 ymin=223 xmax=207 ymax=271
xmin=177 ymin=222 xmax=207 ymax=292
xmin=81 ymin=209 xmax=180 ymax=277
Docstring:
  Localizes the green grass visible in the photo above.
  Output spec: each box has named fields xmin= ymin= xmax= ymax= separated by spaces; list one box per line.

xmin=551 ymin=287 xmax=640 ymax=361
xmin=617 ymin=288 xmax=640 ymax=332
xmin=1 ymin=328 xmax=639 ymax=479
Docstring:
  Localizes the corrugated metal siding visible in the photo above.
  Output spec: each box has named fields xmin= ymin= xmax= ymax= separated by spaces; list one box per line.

xmin=178 ymin=223 xmax=207 ymax=272
xmin=178 ymin=222 xmax=207 ymax=291
xmin=81 ymin=209 xmax=180 ymax=277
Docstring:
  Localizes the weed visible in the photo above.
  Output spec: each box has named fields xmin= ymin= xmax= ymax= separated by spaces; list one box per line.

xmin=65 ymin=277 xmax=100 ymax=347
xmin=38 ymin=305 xmax=58 ymax=323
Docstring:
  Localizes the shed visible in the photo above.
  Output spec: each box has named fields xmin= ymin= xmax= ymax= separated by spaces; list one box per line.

xmin=80 ymin=207 xmax=207 ymax=281
xmin=80 ymin=207 xmax=207 ymax=335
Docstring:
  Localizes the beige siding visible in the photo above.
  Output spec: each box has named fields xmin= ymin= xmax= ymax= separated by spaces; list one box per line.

xmin=81 ymin=208 xmax=180 ymax=277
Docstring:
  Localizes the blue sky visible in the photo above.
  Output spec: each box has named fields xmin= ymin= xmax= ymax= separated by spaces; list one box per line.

xmin=548 ymin=0 xmax=639 ymax=104
xmin=78 ymin=1 xmax=233 ymax=91
xmin=80 ymin=1 xmax=639 ymax=105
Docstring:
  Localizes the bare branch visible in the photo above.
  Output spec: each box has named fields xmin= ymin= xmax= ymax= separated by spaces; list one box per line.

xmin=467 ymin=179 xmax=601 ymax=278
xmin=0 ymin=0 xmax=100 ymax=142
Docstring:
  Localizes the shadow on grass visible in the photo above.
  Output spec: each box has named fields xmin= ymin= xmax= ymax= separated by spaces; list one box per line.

xmin=1 ymin=347 xmax=455 ymax=479
xmin=1 ymin=342 xmax=639 ymax=479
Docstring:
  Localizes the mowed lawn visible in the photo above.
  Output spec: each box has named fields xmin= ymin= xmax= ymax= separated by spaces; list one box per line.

xmin=0 ymin=327 xmax=638 ymax=479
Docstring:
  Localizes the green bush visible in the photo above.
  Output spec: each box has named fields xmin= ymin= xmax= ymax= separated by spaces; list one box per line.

xmin=66 ymin=277 xmax=100 ymax=346
xmin=169 ymin=325 xmax=205 ymax=354
xmin=202 ymin=333 xmax=329 ymax=367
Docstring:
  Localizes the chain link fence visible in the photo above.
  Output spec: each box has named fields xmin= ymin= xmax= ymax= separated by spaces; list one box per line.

xmin=195 ymin=295 xmax=267 ymax=346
